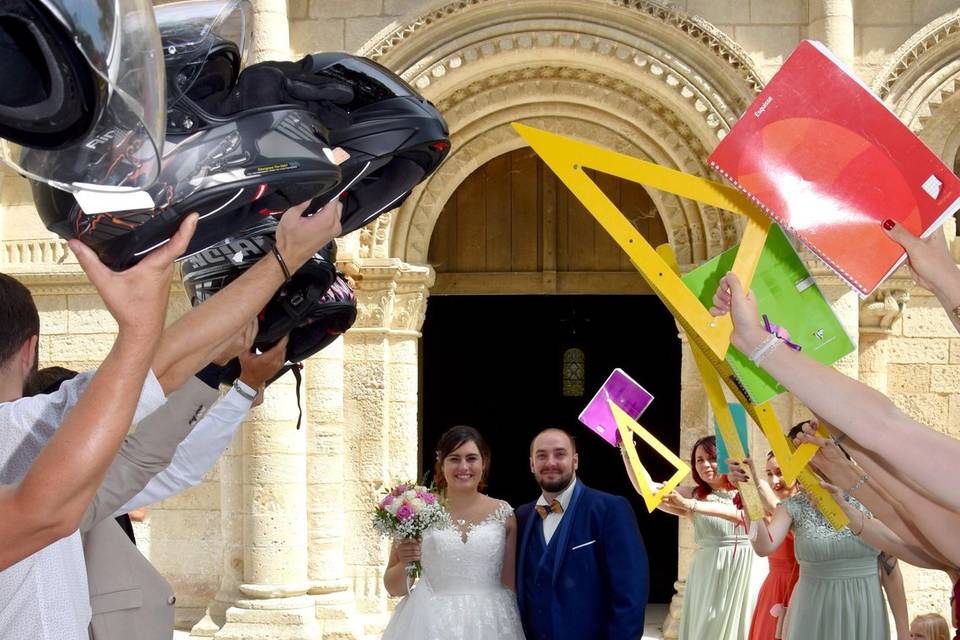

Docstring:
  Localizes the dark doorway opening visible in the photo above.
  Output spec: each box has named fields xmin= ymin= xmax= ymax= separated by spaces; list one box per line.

xmin=420 ymin=294 xmax=681 ymax=603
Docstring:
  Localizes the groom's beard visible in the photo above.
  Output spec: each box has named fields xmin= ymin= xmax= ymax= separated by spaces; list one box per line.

xmin=538 ymin=472 xmax=574 ymax=494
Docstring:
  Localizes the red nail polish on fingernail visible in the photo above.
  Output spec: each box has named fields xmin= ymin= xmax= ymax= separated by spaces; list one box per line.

xmin=882 ymin=219 xmax=895 ymax=230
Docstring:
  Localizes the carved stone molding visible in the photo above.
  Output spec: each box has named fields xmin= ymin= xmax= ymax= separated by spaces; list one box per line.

xmin=360 ymin=0 xmax=763 ymax=99
xmin=1 ymin=238 xmax=71 ymax=271
xmin=872 ymin=9 xmax=960 ymax=133
xmin=384 ymin=76 xmax=743 ymax=266
xmin=354 ymin=0 xmax=762 ymax=268
xmin=859 ymin=289 xmax=910 ymax=334
xmin=351 ymin=258 xmax=434 ymax=332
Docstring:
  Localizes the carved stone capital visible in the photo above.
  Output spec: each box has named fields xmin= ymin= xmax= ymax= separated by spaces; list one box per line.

xmin=352 ymin=258 xmax=434 ymax=332
xmin=859 ymin=288 xmax=910 ymax=334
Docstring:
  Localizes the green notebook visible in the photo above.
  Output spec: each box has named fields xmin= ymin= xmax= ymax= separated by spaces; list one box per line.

xmin=682 ymin=224 xmax=854 ymax=405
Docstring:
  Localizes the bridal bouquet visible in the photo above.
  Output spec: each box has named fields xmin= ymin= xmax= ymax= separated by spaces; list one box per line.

xmin=372 ymin=482 xmax=444 ymax=580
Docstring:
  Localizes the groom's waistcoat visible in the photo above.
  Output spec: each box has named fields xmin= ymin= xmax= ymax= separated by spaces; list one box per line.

xmin=521 ymin=519 xmax=559 ymax=639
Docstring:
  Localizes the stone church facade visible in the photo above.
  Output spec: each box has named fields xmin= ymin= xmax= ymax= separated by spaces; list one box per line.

xmin=2 ymin=0 xmax=960 ymax=637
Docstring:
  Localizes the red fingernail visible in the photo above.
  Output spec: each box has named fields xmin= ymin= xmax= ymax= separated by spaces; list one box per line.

xmin=882 ymin=219 xmax=895 ymax=230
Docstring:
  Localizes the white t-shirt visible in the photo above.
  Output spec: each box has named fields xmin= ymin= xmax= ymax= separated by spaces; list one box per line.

xmin=0 ymin=370 xmax=165 ymax=640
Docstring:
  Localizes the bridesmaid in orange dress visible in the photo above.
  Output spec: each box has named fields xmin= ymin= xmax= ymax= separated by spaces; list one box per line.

xmin=732 ymin=452 xmax=799 ymax=640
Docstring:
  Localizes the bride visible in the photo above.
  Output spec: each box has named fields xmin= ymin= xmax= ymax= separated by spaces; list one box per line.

xmin=381 ymin=425 xmax=525 ymax=639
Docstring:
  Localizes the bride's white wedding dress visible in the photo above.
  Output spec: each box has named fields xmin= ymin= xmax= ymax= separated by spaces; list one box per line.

xmin=381 ymin=501 xmax=526 ymax=639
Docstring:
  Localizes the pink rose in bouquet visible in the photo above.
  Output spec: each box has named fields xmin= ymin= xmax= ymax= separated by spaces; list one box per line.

xmin=372 ymin=481 xmax=444 ymax=580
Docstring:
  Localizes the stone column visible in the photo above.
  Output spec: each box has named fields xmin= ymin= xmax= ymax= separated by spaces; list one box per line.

xmin=250 ymin=0 xmax=291 ymax=62
xmin=808 ymin=0 xmax=854 ymax=66
xmin=663 ymin=333 xmax=709 ymax=640
xmin=340 ymin=259 xmax=431 ymax=633
xmin=213 ymin=374 xmax=317 ymax=639
xmin=190 ymin=427 xmax=244 ymax=636
xmin=305 ymin=337 xmax=364 ymax=639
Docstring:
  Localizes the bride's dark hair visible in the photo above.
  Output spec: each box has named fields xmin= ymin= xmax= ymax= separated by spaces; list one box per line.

xmin=434 ymin=425 xmax=491 ymax=494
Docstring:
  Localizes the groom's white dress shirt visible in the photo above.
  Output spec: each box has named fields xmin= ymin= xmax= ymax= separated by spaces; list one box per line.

xmin=537 ymin=476 xmax=578 ymax=545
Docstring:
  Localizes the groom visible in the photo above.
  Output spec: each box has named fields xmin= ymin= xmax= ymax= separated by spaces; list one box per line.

xmin=516 ymin=428 xmax=649 ymax=640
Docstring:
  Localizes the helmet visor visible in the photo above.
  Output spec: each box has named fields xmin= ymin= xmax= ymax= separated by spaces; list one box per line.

xmin=157 ymin=0 xmax=252 ymax=106
xmin=0 ymin=0 xmax=167 ymax=192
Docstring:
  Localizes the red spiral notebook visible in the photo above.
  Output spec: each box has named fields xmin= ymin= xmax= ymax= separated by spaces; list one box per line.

xmin=708 ymin=40 xmax=960 ymax=297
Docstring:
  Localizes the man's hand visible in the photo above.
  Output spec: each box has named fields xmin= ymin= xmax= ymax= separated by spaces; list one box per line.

xmin=275 ymin=199 xmax=342 ymax=270
xmin=69 ymin=214 xmax=198 ymax=338
xmin=274 ymin=147 xmax=349 ymax=269
xmin=237 ymin=336 xmax=288 ymax=390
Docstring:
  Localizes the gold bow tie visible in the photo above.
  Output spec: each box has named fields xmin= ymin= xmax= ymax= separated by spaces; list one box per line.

xmin=535 ymin=499 xmax=563 ymax=519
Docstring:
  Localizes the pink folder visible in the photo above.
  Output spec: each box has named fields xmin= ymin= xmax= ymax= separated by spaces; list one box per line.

xmin=578 ymin=368 xmax=654 ymax=446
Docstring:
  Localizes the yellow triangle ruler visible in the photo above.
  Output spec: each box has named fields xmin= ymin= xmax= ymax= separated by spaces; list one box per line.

xmin=610 ymin=400 xmax=691 ymax=512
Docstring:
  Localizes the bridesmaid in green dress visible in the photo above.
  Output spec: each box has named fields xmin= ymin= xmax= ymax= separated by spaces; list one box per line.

xmin=652 ymin=436 xmax=756 ymax=640
xmin=746 ymin=483 xmax=888 ymax=639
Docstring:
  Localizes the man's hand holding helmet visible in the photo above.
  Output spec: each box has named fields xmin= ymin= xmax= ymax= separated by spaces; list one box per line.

xmin=274 ymin=147 xmax=348 ymax=271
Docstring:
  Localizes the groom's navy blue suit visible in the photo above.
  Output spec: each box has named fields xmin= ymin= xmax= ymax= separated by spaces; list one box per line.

xmin=516 ymin=480 xmax=649 ymax=640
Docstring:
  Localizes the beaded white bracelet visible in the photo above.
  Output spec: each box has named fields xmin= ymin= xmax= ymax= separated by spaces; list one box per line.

xmin=748 ymin=334 xmax=783 ymax=365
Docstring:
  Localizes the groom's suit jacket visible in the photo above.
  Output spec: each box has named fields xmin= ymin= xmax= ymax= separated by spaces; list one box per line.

xmin=516 ymin=481 xmax=649 ymax=640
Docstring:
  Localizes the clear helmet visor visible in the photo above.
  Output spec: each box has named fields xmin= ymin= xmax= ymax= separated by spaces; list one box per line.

xmin=0 ymin=0 xmax=167 ymax=192
xmin=156 ymin=0 xmax=252 ymax=107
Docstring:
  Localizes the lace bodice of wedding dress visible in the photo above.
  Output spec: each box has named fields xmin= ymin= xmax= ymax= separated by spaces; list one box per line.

xmin=381 ymin=501 xmax=526 ymax=640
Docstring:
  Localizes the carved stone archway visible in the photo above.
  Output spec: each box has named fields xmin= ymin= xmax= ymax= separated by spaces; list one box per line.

xmin=873 ymin=8 xmax=960 ymax=158
xmin=353 ymin=0 xmax=763 ymax=269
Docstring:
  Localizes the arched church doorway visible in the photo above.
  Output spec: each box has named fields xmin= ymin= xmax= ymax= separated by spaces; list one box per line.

xmin=419 ymin=148 xmax=681 ymax=603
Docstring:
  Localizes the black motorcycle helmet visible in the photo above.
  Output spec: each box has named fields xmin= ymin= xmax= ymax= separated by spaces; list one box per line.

xmin=298 ymin=53 xmax=450 ymax=235
xmin=180 ymin=217 xmax=340 ymax=349
xmin=31 ymin=0 xmax=352 ymax=269
xmin=218 ymin=273 xmax=357 ymax=388
xmin=0 ymin=0 xmax=167 ymax=190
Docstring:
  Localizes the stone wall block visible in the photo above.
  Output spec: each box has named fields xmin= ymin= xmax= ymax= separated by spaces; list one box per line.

xmin=735 ymin=25 xmax=803 ymax=77
xmin=750 ymin=0 xmax=807 ymax=24
xmin=150 ymin=537 xmax=223 ymax=575
xmin=949 ymin=339 xmax=960 ymax=364
xmin=50 ymin=333 xmax=115 ymax=361
xmin=156 ymin=479 xmax=220 ymax=511
xmin=887 ymin=337 xmax=949 ymax=363
xmin=687 ymin=0 xmax=751 ymax=23
xmin=947 ymin=395 xmax=960 ymax=437
xmin=903 ymin=298 xmax=958 ymax=337
xmin=930 ymin=365 xmax=960 ymax=394
xmin=913 ymin=0 xmax=960 ymax=25
xmin=857 ymin=334 xmax=889 ymax=373
xmin=383 ymin=0 xmax=429 ymax=15
xmin=287 ymin=0 xmax=308 ymax=18
xmin=309 ymin=0 xmax=381 ymax=19
xmin=887 ymin=363 xmax=931 ymax=393
xmin=853 ymin=0 xmax=912 ymax=24
xmin=889 ymin=392 xmax=949 ymax=429
xmin=345 ymin=16 xmax=394 ymax=52
xmin=35 ymin=295 xmax=68 ymax=334
xmin=290 ymin=17 xmax=344 ymax=55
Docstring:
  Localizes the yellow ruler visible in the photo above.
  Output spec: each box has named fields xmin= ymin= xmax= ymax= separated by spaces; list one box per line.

xmin=611 ymin=401 xmax=691 ymax=512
